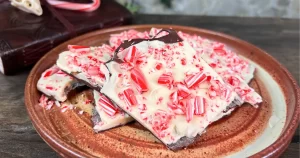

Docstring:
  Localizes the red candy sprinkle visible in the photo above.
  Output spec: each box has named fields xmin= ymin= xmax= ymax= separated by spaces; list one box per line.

xmin=214 ymin=49 xmax=227 ymax=56
xmin=206 ymin=76 xmax=212 ymax=82
xmin=123 ymin=88 xmax=138 ymax=106
xmin=87 ymin=56 xmax=99 ymax=63
xmin=68 ymin=45 xmax=89 ymax=50
xmin=185 ymin=72 xmax=207 ymax=88
xmin=177 ymin=83 xmax=190 ymax=99
xmin=227 ymin=76 xmax=240 ymax=87
xmin=136 ymin=56 xmax=147 ymax=65
xmin=158 ymin=73 xmax=173 ymax=85
xmin=186 ymin=98 xmax=195 ymax=122
xmin=181 ymin=58 xmax=187 ymax=65
xmin=138 ymin=104 xmax=147 ymax=111
xmin=169 ymin=91 xmax=178 ymax=104
xmin=155 ymin=63 xmax=163 ymax=70
xmin=98 ymin=94 xmax=118 ymax=116
xmin=213 ymin=43 xmax=224 ymax=50
xmin=130 ymin=67 xmax=148 ymax=93
xmin=43 ymin=70 xmax=53 ymax=78
xmin=56 ymin=70 xmax=66 ymax=75
xmin=194 ymin=96 xmax=206 ymax=115
xmin=223 ymin=88 xmax=231 ymax=100
xmin=124 ymin=46 xmax=137 ymax=63
xmin=140 ymin=111 xmax=148 ymax=120
xmin=209 ymin=63 xmax=217 ymax=68
xmin=45 ymin=86 xmax=54 ymax=90
xmin=208 ymin=86 xmax=218 ymax=99
xmin=43 ymin=66 xmax=60 ymax=78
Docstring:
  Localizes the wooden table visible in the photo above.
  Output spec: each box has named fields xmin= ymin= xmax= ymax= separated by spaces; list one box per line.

xmin=0 ymin=15 xmax=299 ymax=157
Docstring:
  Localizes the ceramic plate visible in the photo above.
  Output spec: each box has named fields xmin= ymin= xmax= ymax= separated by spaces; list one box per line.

xmin=25 ymin=25 xmax=300 ymax=158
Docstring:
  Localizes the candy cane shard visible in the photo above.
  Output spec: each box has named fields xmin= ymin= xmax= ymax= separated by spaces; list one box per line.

xmin=46 ymin=0 xmax=101 ymax=12
xmin=10 ymin=0 xmax=43 ymax=16
xmin=101 ymin=32 xmax=243 ymax=150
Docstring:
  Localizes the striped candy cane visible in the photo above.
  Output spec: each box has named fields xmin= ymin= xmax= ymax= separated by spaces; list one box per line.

xmin=46 ymin=0 xmax=101 ymax=12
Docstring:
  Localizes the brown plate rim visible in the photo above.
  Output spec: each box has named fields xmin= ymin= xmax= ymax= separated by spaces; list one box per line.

xmin=24 ymin=24 xmax=300 ymax=157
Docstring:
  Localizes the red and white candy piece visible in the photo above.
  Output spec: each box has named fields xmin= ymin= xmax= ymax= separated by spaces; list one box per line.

xmin=123 ymin=88 xmax=138 ymax=106
xmin=185 ymin=72 xmax=207 ymax=88
xmin=98 ymin=94 xmax=118 ymax=116
xmin=222 ymin=88 xmax=232 ymax=101
xmin=38 ymin=94 xmax=49 ymax=107
xmin=155 ymin=63 xmax=163 ymax=70
xmin=130 ymin=67 xmax=148 ymax=93
xmin=68 ymin=45 xmax=89 ymax=50
xmin=68 ymin=45 xmax=90 ymax=54
xmin=177 ymin=83 xmax=190 ymax=99
xmin=43 ymin=66 xmax=60 ymax=78
xmin=169 ymin=91 xmax=178 ymax=104
xmin=158 ymin=73 xmax=173 ymax=85
xmin=186 ymin=98 xmax=195 ymax=122
xmin=124 ymin=46 xmax=137 ymax=63
xmin=194 ymin=96 xmax=206 ymax=115
xmin=46 ymin=0 xmax=101 ymax=12
xmin=227 ymin=76 xmax=240 ymax=87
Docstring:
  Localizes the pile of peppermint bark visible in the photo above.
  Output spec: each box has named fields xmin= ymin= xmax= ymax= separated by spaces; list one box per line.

xmin=37 ymin=28 xmax=262 ymax=150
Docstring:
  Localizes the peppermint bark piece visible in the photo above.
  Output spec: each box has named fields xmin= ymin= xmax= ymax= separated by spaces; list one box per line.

xmin=102 ymin=31 xmax=242 ymax=150
xmin=56 ymin=45 xmax=114 ymax=91
xmin=37 ymin=65 xmax=84 ymax=102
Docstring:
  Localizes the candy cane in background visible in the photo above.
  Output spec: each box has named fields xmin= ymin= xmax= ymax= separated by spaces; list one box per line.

xmin=46 ymin=0 xmax=101 ymax=12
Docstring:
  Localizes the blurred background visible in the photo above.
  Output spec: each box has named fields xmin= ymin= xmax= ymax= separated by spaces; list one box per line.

xmin=117 ymin=0 xmax=299 ymax=19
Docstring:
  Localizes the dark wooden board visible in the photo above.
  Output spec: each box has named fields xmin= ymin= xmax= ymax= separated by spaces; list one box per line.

xmin=0 ymin=14 xmax=298 ymax=158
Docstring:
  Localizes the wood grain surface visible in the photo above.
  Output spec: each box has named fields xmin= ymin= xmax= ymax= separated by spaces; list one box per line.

xmin=0 ymin=14 xmax=299 ymax=157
